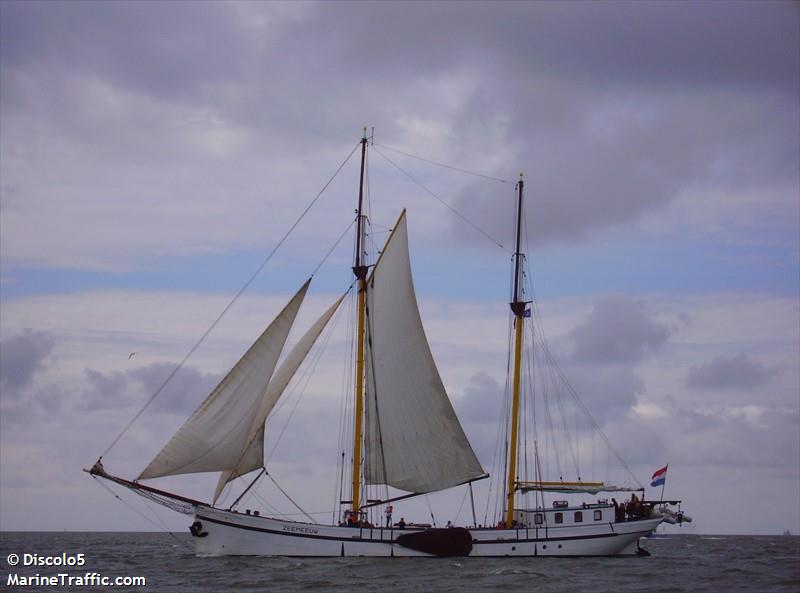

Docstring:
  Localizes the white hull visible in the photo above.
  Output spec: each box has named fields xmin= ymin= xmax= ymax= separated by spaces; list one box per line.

xmin=192 ymin=506 xmax=661 ymax=557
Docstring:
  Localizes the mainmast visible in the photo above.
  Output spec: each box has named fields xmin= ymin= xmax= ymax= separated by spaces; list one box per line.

xmin=351 ymin=129 xmax=369 ymax=518
xmin=505 ymin=173 xmax=525 ymax=528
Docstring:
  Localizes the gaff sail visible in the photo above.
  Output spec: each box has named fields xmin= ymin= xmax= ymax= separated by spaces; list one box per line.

xmin=363 ymin=211 xmax=486 ymax=494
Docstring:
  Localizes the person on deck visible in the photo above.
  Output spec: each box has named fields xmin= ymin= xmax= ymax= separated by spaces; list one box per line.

xmin=612 ymin=498 xmax=622 ymax=522
xmin=629 ymin=493 xmax=641 ymax=519
xmin=385 ymin=504 xmax=393 ymax=528
xmin=396 ymin=517 xmax=406 ymax=529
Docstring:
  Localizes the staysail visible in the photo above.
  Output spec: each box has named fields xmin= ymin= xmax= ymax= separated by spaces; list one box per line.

xmin=138 ymin=280 xmax=310 ymax=480
xmin=213 ymin=293 xmax=346 ymax=501
xmin=363 ymin=211 xmax=486 ymax=493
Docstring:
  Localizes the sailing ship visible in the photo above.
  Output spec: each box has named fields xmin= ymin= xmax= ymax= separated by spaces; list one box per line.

xmin=88 ymin=131 xmax=685 ymax=557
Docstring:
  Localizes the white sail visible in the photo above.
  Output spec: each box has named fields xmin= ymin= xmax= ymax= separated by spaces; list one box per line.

xmin=213 ymin=293 xmax=346 ymax=501
xmin=363 ymin=211 xmax=486 ymax=493
xmin=138 ymin=280 xmax=311 ymax=480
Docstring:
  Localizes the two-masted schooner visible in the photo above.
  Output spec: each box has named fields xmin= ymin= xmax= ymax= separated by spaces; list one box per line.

xmin=88 ymin=131 xmax=684 ymax=556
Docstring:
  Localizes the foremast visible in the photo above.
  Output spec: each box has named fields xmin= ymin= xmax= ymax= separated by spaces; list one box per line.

xmin=505 ymin=174 xmax=525 ymax=528
xmin=351 ymin=129 xmax=369 ymax=518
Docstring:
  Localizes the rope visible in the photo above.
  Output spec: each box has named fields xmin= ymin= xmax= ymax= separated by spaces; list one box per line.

xmin=265 ymin=471 xmax=316 ymax=523
xmin=373 ymin=146 xmax=510 ymax=253
xmin=312 ymin=218 xmax=356 ymax=276
xmin=91 ymin=476 xmax=193 ymax=551
xmin=100 ymin=141 xmax=361 ymax=457
xmin=374 ymin=142 xmax=511 ymax=184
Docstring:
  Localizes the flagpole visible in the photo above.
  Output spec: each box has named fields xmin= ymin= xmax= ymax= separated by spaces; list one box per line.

xmin=659 ymin=463 xmax=668 ymax=502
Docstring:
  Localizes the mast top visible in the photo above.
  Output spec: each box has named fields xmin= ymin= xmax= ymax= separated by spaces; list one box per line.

xmin=510 ymin=172 xmax=526 ymax=317
xmin=353 ymin=130 xmax=369 ymax=279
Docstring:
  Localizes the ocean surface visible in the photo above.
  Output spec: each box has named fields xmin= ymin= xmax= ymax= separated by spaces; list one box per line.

xmin=1 ymin=532 xmax=798 ymax=592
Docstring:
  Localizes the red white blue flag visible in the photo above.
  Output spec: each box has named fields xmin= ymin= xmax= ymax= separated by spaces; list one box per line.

xmin=651 ymin=465 xmax=668 ymax=487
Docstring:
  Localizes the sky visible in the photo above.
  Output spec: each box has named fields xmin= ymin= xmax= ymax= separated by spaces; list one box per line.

xmin=1 ymin=1 xmax=798 ymax=536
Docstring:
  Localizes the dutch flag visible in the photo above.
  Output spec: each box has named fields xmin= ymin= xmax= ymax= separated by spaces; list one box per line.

xmin=651 ymin=465 xmax=668 ymax=487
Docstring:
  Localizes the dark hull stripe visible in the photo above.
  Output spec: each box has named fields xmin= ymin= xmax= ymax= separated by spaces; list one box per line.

xmin=196 ymin=514 xmax=652 ymax=546
xmin=197 ymin=514 xmax=400 ymax=543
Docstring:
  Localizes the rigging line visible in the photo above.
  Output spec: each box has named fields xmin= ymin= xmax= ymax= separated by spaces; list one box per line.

xmin=100 ymin=141 xmax=362 ymax=458
xmin=521 ymin=211 xmax=640 ymax=488
xmin=372 ymin=146 xmax=509 ymax=253
xmin=364 ymin=291 xmax=391 ymax=492
xmin=374 ymin=142 xmax=511 ymax=184
xmin=265 ymin=471 xmax=317 ymax=523
xmin=334 ymin=289 xmax=356 ymax=521
xmin=91 ymin=476 xmax=193 ymax=552
xmin=312 ymin=218 xmax=357 ymax=276
xmin=453 ymin=483 xmax=470 ymax=524
xmin=425 ymin=495 xmax=437 ymax=527
xmin=264 ymin=290 xmax=348 ymax=466
xmin=245 ymin=487 xmax=283 ymax=517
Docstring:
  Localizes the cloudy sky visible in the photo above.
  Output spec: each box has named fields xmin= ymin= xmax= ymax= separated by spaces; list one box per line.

xmin=1 ymin=1 xmax=798 ymax=535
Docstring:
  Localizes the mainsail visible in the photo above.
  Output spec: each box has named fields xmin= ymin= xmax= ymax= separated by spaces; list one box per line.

xmin=138 ymin=280 xmax=311 ymax=480
xmin=213 ymin=293 xmax=346 ymax=501
xmin=363 ymin=211 xmax=486 ymax=493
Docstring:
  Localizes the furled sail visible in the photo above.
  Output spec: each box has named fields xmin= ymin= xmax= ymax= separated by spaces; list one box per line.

xmin=138 ymin=280 xmax=311 ymax=480
xmin=517 ymin=482 xmax=642 ymax=495
xmin=363 ymin=211 xmax=486 ymax=493
xmin=213 ymin=293 xmax=346 ymax=502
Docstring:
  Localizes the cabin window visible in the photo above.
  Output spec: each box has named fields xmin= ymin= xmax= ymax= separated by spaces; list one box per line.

xmin=574 ymin=511 xmax=583 ymax=523
xmin=594 ymin=510 xmax=602 ymax=521
xmin=554 ymin=512 xmax=563 ymax=524
xmin=534 ymin=513 xmax=544 ymax=525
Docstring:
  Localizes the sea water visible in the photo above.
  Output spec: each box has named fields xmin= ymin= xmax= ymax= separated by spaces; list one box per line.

xmin=1 ymin=532 xmax=798 ymax=592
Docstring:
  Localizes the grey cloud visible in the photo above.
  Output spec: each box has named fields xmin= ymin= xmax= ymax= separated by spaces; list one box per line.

xmin=1 ymin=2 xmax=797 ymax=270
xmin=565 ymin=365 xmax=644 ymax=426
xmin=0 ymin=329 xmax=55 ymax=393
xmin=668 ymin=404 xmax=799 ymax=470
xmin=453 ymin=372 xmax=504 ymax=467
xmin=570 ymin=295 xmax=670 ymax=363
xmin=0 ymin=1 xmax=251 ymax=102
xmin=686 ymin=353 xmax=776 ymax=391
xmin=308 ymin=2 xmax=798 ymax=91
xmin=78 ymin=362 xmax=220 ymax=415
xmin=456 ymin=371 xmax=502 ymax=423
xmin=127 ymin=362 xmax=220 ymax=415
xmin=673 ymin=405 xmax=722 ymax=432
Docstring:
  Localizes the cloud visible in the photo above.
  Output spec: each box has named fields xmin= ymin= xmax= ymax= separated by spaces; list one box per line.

xmin=686 ymin=353 xmax=776 ymax=391
xmin=0 ymin=329 xmax=55 ymax=393
xmin=570 ymin=295 xmax=670 ymax=363
xmin=454 ymin=371 xmax=504 ymax=468
xmin=1 ymin=2 xmax=797 ymax=271
xmin=566 ymin=365 xmax=645 ymax=426
xmin=79 ymin=362 xmax=221 ymax=415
